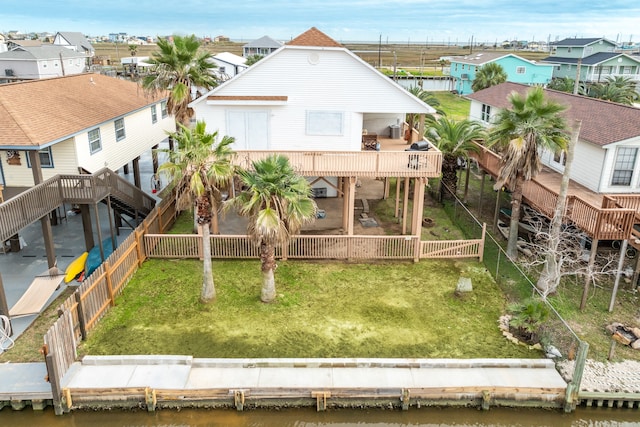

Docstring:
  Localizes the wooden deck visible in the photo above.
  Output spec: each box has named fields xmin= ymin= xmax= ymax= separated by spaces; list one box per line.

xmin=471 ymin=142 xmax=640 ymax=242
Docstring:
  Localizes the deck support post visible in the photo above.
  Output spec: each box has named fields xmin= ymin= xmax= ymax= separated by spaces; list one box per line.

xmin=29 ymin=150 xmax=56 ymax=268
xmin=402 ymin=177 xmax=410 ymax=235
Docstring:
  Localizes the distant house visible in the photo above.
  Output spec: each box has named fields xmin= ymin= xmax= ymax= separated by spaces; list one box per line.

xmin=242 ymin=35 xmax=283 ymax=57
xmin=211 ymin=52 xmax=247 ymax=80
xmin=214 ymin=35 xmax=230 ymax=42
xmin=0 ymin=45 xmax=89 ymax=80
xmin=53 ymin=31 xmax=95 ymax=57
xmin=0 ymin=74 xmax=175 ymax=189
xmin=449 ymin=52 xmax=554 ymax=95
xmin=542 ymin=37 xmax=640 ymax=82
xmin=468 ymin=82 xmax=640 ymax=195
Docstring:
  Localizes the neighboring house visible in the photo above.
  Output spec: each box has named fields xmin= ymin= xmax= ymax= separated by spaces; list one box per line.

xmin=211 ymin=52 xmax=248 ymax=80
xmin=0 ymin=45 xmax=88 ymax=80
xmin=53 ymin=31 xmax=95 ymax=57
xmin=0 ymin=73 xmax=175 ymax=189
xmin=542 ymin=37 xmax=640 ymax=82
xmin=449 ymin=52 xmax=554 ymax=95
xmin=242 ymin=35 xmax=283 ymax=57
xmin=467 ymin=82 xmax=640 ymax=195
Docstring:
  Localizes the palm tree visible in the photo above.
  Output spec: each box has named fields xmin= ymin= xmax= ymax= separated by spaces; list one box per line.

xmin=405 ymin=86 xmax=443 ymax=140
xmin=547 ymin=77 xmax=576 ymax=93
xmin=486 ymin=87 xmax=568 ymax=258
xmin=472 ymin=62 xmax=507 ymax=93
xmin=585 ymin=76 xmax=639 ymax=105
xmin=426 ymin=117 xmax=485 ymax=200
xmin=158 ymin=121 xmax=235 ymax=303
xmin=229 ymin=155 xmax=317 ymax=303
xmin=245 ymin=54 xmax=264 ymax=66
xmin=142 ymin=34 xmax=219 ymax=126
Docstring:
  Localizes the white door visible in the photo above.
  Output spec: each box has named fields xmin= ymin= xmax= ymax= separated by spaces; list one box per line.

xmin=226 ymin=110 xmax=269 ymax=150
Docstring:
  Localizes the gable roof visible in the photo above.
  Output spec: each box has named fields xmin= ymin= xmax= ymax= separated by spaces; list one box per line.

xmin=466 ymin=82 xmax=640 ymax=146
xmin=287 ymin=27 xmax=342 ymax=48
xmin=0 ymin=73 xmax=165 ymax=149
xmin=552 ymin=37 xmax=615 ymax=47
xmin=543 ymin=52 xmax=640 ymax=66
xmin=0 ymin=45 xmax=84 ymax=61
xmin=213 ymin=52 xmax=246 ymax=66
xmin=193 ymin=28 xmax=434 ymax=115
xmin=55 ymin=31 xmax=94 ymax=53
xmin=243 ymin=35 xmax=283 ymax=49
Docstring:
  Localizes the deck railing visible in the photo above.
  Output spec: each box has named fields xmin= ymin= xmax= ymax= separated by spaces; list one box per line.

xmin=232 ymin=150 xmax=443 ymax=178
xmin=470 ymin=141 xmax=639 ymax=241
xmin=0 ymin=168 xmax=155 ymax=243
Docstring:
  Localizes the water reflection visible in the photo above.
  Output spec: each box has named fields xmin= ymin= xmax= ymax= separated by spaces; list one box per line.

xmin=1 ymin=407 xmax=639 ymax=426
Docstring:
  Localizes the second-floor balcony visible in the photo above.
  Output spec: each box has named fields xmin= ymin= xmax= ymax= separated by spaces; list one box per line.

xmin=232 ymin=136 xmax=442 ymax=179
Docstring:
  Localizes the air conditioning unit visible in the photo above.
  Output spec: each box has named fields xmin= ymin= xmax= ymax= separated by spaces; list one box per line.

xmin=460 ymin=73 xmax=469 ymax=80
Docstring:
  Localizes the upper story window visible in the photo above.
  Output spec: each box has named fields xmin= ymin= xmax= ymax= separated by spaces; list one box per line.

xmin=114 ymin=118 xmax=126 ymax=141
xmin=516 ymin=66 xmax=526 ymax=74
xmin=26 ymin=147 xmax=54 ymax=168
xmin=481 ymin=104 xmax=491 ymax=123
xmin=161 ymin=100 xmax=168 ymax=118
xmin=306 ymin=111 xmax=344 ymax=136
xmin=611 ymin=147 xmax=637 ymax=186
xmin=151 ymin=105 xmax=158 ymax=123
xmin=89 ymin=128 xmax=102 ymax=154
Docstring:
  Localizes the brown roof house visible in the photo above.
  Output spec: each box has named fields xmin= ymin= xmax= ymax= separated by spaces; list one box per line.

xmin=0 ymin=73 xmax=175 ymax=193
xmin=467 ymin=82 xmax=640 ymax=195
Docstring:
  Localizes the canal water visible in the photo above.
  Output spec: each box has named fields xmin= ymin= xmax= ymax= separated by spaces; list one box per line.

xmin=1 ymin=407 xmax=639 ymax=426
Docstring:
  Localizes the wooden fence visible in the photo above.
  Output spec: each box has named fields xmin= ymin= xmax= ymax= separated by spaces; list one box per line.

xmin=144 ymin=230 xmax=485 ymax=261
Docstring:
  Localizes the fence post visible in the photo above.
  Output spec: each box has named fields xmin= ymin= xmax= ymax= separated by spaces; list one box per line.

xmin=413 ymin=235 xmax=421 ymax=262
xmin=478 ymin=223 xmax=486 ymax=262
xmin=135 ymin=230 xmax=145 ymax=266
xmin=564 ymin=340 xmax=589 ymax=412
xmin=281 ymin=241 xmax=288 ymax=261
xmin=74 ymin=292 xmax=87 ymax=341
xmin=104 ymin=261 xmax=115 ymax=307
xmin=43 ymin=344 xmax=65 ymax=415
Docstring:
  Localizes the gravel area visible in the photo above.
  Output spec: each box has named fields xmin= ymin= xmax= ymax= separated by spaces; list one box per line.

xmin=557 ymin=359 xmax=640 ymax=393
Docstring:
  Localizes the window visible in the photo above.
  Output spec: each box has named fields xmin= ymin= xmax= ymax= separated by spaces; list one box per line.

xmin=161 ymin=100 xmax=168 ymax=118
xmin=567 ymin=47 xmax=572 ymax=53
xmin=26 ymin=147 xmax=54 ymax=168
xmin=516 ymin=66 xmax=526 ymax=74
xmin=151 ymin=105 xmax=157 ymax=123
xmin=306 ymin=111 xmax=344 ymax=136
xmin=481 ymin=104 xmax=491 ymax=122
xmin=553 ymin=149 xmax=566 ymax=166
xmin=88 ymin=128 xmax=102 ymax=153
xmin=611 ymin=147 xmax=637 ymax=186
xmin=114 ymin=118 xmax=125 ymax=141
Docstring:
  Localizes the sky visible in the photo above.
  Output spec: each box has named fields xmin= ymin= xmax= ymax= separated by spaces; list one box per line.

xmin=2 ymin=0 xmax=639 ymax=45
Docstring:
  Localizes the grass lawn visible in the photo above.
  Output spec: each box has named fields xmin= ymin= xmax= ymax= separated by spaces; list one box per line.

xmin=79 ymin=258 xmax=534 ymax=359
xmin=429 ymin=92 xmax=471 ymax=121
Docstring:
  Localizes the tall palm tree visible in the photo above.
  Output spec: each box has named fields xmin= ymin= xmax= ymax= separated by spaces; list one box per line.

xmin=158 ymin=121 xmax=235 ymax=303
xmin=426 ymin=117 xmax=485 ymax=200
xmin=472 ymin=62 xmax=507 ymax=93
xmin=229 ymin=155 xmax=317 ymax=303
xmin=142 ymin=34 xmax=219 ymax=126
xmin=486 ymin=87 xmax=568 ymax=258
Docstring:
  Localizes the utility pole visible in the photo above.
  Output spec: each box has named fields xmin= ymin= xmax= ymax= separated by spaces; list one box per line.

xmin=378 ymin=34 xmax=381 ymax=68
xmin=573 ymin=57 xmax=582 ymax=95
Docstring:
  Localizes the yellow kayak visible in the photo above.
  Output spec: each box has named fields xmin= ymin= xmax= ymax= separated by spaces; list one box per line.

xmin=64 ymin=252 xmax=88 ymax=283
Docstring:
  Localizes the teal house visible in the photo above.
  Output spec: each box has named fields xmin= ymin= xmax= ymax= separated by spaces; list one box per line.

xmin=449 ymin=52 xmax=554 ymax=95
xmin=542 ymin=37 xmax=640 ymax=82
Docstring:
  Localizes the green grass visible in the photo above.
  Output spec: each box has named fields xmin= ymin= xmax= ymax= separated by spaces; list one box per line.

xmin=430 ymin=92 xmax=471 ymax=121
xmin=79 ymin=259 xmax=534 ymax=359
